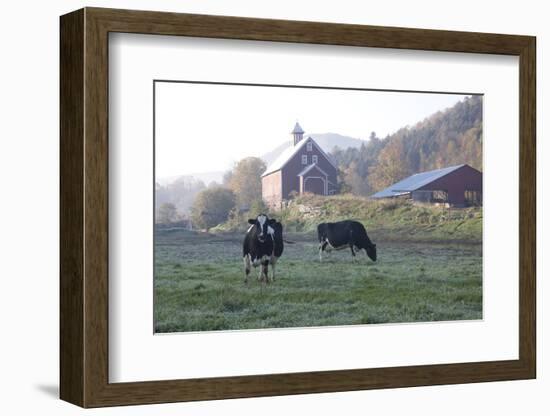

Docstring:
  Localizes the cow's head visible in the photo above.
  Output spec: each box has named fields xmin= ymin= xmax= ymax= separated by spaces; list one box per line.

xmin=248 ymin=214 xmax=276 ymax=243
xmin=366 ymin=243 xmax=377 ymax=262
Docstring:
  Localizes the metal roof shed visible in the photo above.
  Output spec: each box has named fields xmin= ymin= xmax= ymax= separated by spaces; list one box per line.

xmin=371 ymin=164 xmax=482 ymax=207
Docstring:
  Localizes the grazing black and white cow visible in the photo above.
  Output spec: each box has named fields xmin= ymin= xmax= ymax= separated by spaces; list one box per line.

xmin=243 ymin=214 xmax=276 ymax=284
xmin=317 ymin=220 xmax=377 ymax=262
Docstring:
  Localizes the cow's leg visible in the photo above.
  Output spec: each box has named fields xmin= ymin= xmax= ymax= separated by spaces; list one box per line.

xmin=252 ymin=258 xmax=262 ymax=282
xmin=270 ymin=256 xmax=277 ymax=282
xmin=319 ymin=241 xmax=328 ymax=262
xmin=349 ymin=244 xmax=356 ymax=261
xmin=262 ymin=259 xmax=270 ymax=284
xmin=243 ymin=255 xmax=251 ymax=284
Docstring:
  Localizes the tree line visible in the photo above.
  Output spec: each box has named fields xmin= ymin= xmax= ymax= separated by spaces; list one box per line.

xmin=190 ymin=157 xmax=267 ymax=230
xmin=156 ymin=157 xmax=267 ymax=230
xmin=331 ymin=95 xmax=483 ymax=195
xmin=155 ymin=176 xmax=206 ymax=224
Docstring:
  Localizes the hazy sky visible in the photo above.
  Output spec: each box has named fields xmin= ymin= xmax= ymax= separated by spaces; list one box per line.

xmin=155 ymin=82 xmax=470 ymax=179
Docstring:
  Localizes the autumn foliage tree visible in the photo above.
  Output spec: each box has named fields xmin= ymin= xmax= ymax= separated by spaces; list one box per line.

xmin=368 ymin=139 xmax=411 ymax=192
xmin=156 ymin=202 xmax=179 ymax=224
xmin=191 ymin=186 xmax=236 ymax=230
xmin=224 ymin=157 xmax=266 ymax=209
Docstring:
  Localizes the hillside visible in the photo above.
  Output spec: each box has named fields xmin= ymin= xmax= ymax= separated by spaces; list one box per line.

xmin=392 ymin=94 xmax=483 ymax=173
xmin=157 ymin=170 xmax=225 ymax=186
xmin=213 ymin=194 xmax=482 ymax=243
xmin=331 ymin=95 xmax=483 ymax=195
xmin=283 ymin=195 xmax=481 ymax=243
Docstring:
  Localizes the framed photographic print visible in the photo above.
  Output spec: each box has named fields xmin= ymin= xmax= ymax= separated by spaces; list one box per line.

xmin=60 ymin=7 xmax=536 ymax=408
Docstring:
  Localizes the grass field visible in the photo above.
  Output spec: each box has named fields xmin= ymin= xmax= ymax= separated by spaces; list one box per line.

xmin=154 ymin=226 xmax=482 ymax=333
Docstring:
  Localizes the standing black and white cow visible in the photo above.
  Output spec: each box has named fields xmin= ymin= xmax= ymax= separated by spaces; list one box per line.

xmin=317 ymin=220 xmax=377 ymax=262
xmin=269 ymin=221 xmax=285 ymax=281
xmin=243 ymin=214 xmax=276 ymax=284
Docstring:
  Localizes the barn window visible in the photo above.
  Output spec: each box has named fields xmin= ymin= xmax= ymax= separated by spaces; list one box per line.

xmin=412 ymin=190 xmax=431 ymax=202
xmin=432 ymin=190 xmax=448 ymax=203
xmin=465 ymin=190 xmax=482 ymax=206
xmin=306 ymin=142 xmax=313 ymax=151
xmin=301 ymin=155 xmax=308 ymax=165
xmin=312 ymin=155 xmax=318 ymax=164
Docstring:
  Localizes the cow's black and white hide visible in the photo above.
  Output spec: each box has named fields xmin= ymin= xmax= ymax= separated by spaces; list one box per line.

xmin=243 ymin=214 xmax=276 ymax=284
xmin=269 ymin=221 xmax=285 ymax=281
xmin=317 ymin=220 xmax=377 ymax=262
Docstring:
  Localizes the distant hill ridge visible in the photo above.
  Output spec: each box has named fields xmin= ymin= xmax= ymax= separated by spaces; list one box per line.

xmin=158 ymin=133 xmax=363 ymax=186
xmin=261 ymin=132 xmax=365 ymax=166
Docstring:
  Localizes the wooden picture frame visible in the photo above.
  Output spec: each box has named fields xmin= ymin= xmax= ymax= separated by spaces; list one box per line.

xmin=60 ymin=7 xmax=536 ymax=408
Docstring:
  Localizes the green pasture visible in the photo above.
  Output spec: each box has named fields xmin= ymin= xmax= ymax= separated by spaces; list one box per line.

xmin=154 ymin=229 xmax=482 ymax=333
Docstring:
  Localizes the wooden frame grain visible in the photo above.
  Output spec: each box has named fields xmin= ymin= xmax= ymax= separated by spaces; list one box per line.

xmin=60 ymin=7 xmax=536 ymax=408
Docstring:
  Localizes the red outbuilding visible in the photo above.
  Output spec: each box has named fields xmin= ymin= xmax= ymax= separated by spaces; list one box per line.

xmin=370 ymin=164 xmax=482 ymax=207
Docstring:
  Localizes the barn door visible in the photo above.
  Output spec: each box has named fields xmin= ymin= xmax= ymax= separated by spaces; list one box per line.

xmin=303 ymin=177 xmax=325 ymax=195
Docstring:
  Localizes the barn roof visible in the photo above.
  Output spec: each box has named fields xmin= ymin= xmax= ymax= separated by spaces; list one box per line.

xmin=370 ymin=164 xmax=467 ymax=198
xmin=262 ymin=136 xmax=337 ymax=177
xmin=297 ymin=163 xmax=328 ymax=177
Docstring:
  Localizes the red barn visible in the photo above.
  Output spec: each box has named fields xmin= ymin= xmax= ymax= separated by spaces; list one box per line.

xmin=262 ymin=122 xmax=338 ymax=208
xmin=370 ymin=164 xmax=482 ymax=207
